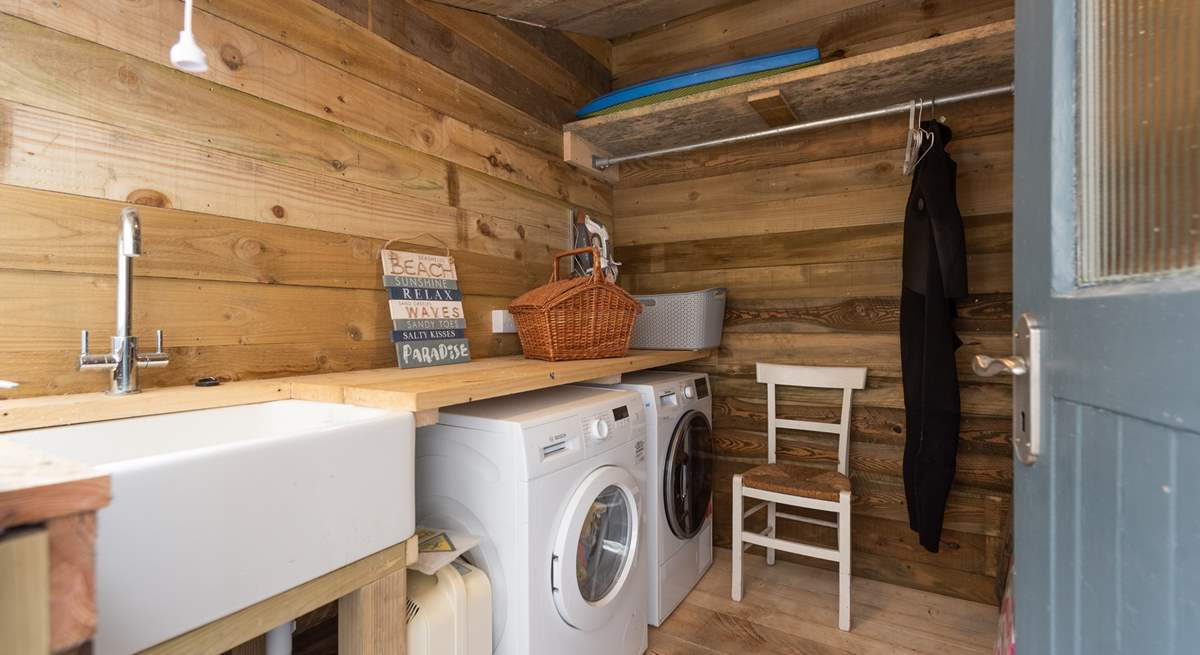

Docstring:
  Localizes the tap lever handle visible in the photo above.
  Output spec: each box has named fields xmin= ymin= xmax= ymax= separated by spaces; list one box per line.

xmin=137 ymin=329 xmax=170 ymax=368
xmin=80 ymin=329 xmax=90 ymax=355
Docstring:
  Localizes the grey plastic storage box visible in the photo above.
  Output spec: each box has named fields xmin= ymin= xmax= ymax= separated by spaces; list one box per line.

xmin=629 ymin=288 xmax=726 ymax=350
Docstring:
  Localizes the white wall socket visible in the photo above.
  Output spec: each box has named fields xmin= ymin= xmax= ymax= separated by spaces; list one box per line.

xmin=491 ymin=309 xmax=518 ymax=334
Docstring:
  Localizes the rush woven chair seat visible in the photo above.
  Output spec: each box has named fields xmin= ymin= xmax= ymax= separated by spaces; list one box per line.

xmin=732 ymin=363 xmax=867 ymax=632
xmin=740 ymin=463 xmax=851 ymax=502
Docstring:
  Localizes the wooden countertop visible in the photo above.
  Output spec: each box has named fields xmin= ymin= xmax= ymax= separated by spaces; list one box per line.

xmin=0 ymin=351 xmax=712 ymax=652
xmin=0 ymin=441 xmax=110 ymax=531
xmin=0 ymin=349 xmax=710 ymax=526
xmin=0 ymin=378 xmax=294 ymax=434
xmin=287 ymin=349 xmax=712 ymax=413
xmin=0 ymin=349 xmax=713 ymax=433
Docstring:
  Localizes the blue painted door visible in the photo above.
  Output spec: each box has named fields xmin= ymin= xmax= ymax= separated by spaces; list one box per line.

xmin=1011 ymin=1 xmax=1199 ymax=653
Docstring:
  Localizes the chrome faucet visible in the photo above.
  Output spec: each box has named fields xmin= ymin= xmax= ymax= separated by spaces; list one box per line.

xmin=79 ymin=208 xmax=169 ymax=394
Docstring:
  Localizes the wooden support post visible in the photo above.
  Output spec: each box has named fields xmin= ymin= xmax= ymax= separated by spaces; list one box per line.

xmin=48 ymin=513 xmax=98 ymax=653
xmin=563 ymin=131 xmax=619 ymax=183
xmin=338 ymin=568 xmax=408 ymax=654
xmin=413 ymin=409 xmax=439 ymax=428
xmin=747 ymin=89 xmax=798 ymax=127
xmin=338 ymin=538 xmax=417 ymax=655
xmin=0 ymin=528 xmax=51 ymax=654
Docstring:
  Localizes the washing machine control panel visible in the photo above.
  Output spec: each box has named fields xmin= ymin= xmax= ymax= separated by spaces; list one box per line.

xmin=587 ymin=418 xmax=610 ymax=440
xmin=649 ymin=375 xmax=713 ymax=427
xmin=581 ymin=411 xmax=617 ymax=444
xmin=579 ymin=400 xmax=642 ymax=450
xmin=658 ymin=381 xmax=701 ymax=405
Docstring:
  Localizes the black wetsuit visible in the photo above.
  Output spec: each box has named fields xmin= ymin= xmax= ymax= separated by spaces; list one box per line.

xmin=900 ymin=121 xmax=968 ymax=554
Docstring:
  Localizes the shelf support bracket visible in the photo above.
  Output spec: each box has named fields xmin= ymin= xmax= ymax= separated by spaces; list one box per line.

xmin=563 ymin=131 xmax=619 ymax=183
xmin=747 ymin=89 xmax=798 ymax=127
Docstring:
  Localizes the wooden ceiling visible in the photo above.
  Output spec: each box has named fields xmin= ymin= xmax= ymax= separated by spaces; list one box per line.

xmin=425 ymin=0 xmax=735 ymax=39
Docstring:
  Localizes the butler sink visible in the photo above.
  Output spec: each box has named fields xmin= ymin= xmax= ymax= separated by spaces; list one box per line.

xmin=5 ymin=400 xmax=415 ymax=655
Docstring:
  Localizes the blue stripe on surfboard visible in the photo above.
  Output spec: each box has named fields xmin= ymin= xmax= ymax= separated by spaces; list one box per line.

xmin=575 ymin=46 xmax=820 ymax=118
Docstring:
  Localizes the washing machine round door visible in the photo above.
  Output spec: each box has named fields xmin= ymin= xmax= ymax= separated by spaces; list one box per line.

xmin=664 ymin=410 xmax=713 ymax=539
xmin=551 ymin=465 xmax=641 ymax=631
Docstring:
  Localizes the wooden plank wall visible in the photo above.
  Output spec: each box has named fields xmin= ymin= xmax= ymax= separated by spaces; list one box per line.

xmin=613 ymin=1 xmax=1014 ymax=604
xmin=407 ymin=0 xmax=736 ymax=39
xmin=0 ymin=0 xmax=612 ymax=399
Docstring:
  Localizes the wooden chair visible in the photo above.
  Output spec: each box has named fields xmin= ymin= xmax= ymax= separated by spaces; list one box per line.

xmin=731 ymin=363 xmax=867 ymax=632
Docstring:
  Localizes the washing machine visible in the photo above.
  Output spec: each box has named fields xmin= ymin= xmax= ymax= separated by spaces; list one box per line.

xmin=578 ymin=370 xmax=714 ymax=625
xmin=415 ymin=386 xmax=648 ymax=655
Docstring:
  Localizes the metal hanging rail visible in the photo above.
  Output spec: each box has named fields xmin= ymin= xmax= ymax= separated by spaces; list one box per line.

xmin=592 ymin=83 xmax=1014 ymax=170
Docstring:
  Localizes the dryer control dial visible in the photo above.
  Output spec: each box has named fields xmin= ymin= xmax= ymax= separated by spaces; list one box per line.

xmin=589 ymin=419 xmax=610 ymax=440
xmin=683 ymin=385 xmax=696 ymax=399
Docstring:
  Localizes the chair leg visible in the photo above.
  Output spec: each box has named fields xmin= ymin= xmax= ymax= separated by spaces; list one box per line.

xmin=766 ymin=501 xmax=777 ymax=566
xmin=731 ymin=474 xmax=744 ymax=602
xmin=837 ymin=491 xmax=851 ymax=632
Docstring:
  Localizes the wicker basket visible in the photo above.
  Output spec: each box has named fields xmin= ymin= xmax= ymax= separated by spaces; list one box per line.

xmin=509 ymin=246 xmax=642 ymax=361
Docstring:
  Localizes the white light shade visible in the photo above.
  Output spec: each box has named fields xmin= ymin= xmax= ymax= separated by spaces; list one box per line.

xmin=170 ymin=29 xmax=208 ymax=73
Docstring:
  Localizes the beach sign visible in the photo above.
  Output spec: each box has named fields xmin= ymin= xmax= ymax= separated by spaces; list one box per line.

xmin=381 ymin=247 xmax=471 ymax=368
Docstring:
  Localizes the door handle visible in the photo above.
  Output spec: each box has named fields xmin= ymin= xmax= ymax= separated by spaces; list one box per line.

xmin=973 ymin=314 xmax=1042 ymax=466
xmin=972 ymin=354 xmax=1028 ymax=377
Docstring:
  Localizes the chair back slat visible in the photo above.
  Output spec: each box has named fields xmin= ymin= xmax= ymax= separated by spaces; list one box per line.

xmin=756 ymin=363 xmax=867 ymax=477
xmin=757 ymin=363 xmax=866 ymax=389
xmin=776 ymin=418 xmax=841 ymax=434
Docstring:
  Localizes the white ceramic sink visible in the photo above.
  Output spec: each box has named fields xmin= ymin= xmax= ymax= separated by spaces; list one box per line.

xmin=5 ymin=400 xmax=415 ymax=655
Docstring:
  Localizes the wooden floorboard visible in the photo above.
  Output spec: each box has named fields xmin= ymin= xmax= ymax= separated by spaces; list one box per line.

xmin=650 ymin=548 xmax=999 ymax=655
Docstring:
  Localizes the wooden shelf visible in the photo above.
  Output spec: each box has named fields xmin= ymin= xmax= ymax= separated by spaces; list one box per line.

xmin=289 ymin=350 xmax=713 ymax=415
xmin=563 ymin=20 xmax=1014 ymax=162
xmin=0 ymin=350 xmax=712 ymax=433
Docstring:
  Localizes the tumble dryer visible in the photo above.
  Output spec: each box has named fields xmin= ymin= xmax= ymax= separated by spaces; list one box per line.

xmin=578 ymin=371 xmax=714 ymax=625
xmin=415 ymin=386 xmax=648 ymax=655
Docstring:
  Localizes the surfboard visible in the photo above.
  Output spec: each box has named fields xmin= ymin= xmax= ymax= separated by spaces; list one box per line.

xmin=576 ymin=47 xmax=821 ymax=118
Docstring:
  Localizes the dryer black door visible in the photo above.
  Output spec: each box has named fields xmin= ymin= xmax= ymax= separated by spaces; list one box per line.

xmin=663 ymin=410 xmax=714 ymax=539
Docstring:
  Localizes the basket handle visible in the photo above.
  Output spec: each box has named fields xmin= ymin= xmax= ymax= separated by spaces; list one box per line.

xmin=549 ymin=246 xmax=603 ymax=283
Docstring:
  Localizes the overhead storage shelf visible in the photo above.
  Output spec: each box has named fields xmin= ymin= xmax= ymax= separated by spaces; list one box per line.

xmin=563 ymin=20 xmax=1014 ymax=169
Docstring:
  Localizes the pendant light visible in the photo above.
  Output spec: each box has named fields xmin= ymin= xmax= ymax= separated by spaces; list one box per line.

xmin=169 ymin=0 xmax=208 ymax=73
